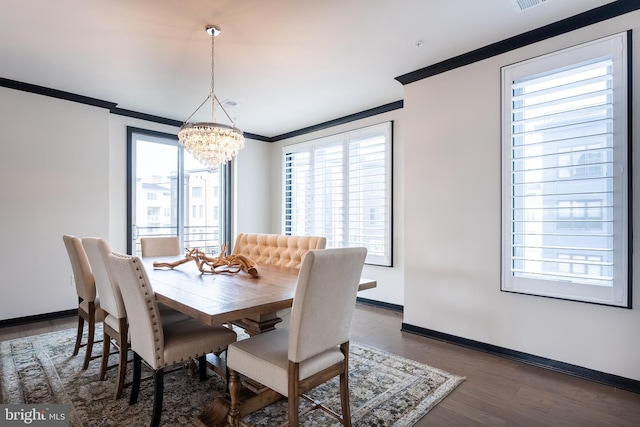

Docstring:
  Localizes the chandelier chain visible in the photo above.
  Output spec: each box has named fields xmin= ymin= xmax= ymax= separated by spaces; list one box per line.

xmin=210 ymin=31 xmax=216 ymax=122
xmin=177 ymin=24 xmax=245 ymax=171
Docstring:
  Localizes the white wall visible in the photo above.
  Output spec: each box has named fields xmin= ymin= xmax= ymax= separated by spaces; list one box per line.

xmin=270 ymin=110 xmax=405 ymax=306
xmin=0 ymin=87 xmax=110 ymax=320
xmin=233 ymin=138 xmax=273 ymax=236
xmin=403 ymin=10 xmax=640 ymax=380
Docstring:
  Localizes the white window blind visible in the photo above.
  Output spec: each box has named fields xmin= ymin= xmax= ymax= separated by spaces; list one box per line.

xmin=501 ymin=32 xmax=629 ymax=307
xmin=283 ymin=122 xmax=392 ymax=266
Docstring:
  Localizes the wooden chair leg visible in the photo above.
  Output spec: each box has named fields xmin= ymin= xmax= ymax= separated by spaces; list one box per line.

xmin=115 ymin=325 xmax=128 ymax=400
xmin=151 ymin=368 xmax=164 ymax=427
xmin=198 ymin=355 xmax=207 ymax=382
xmin=228 ymin=369 xmax=241 ymax=427
xmin=82 ymin=304 xmax=96 ymax=370
xmin=288 ymin=361 xmax=300 ymax=427
xmin=130 ymin=353 xmax=142 ymax=405
xmin=288 ymin=394 xmax=300 ymax=427
xmin=99 ymin=332 xmax=110 ymax=381
xmin=72 ymin=313 xmax=84 ymax=356
xmin=339 ymin=370 xmax=351 ymax=427
xmin=340 ymin=342 xmax=351 ymax=426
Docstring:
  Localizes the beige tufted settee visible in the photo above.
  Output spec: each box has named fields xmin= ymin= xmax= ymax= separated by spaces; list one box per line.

xmin=231 ymin=233 xmax=326 ymax=269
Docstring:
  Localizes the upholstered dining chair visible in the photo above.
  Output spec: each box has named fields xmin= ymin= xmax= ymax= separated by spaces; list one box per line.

xmin=63 ymin=234 xmax=106 ymax=370
xmin=82 ymin=237 xmax=129 ymax=399
xmin=226 ymin=247 xmax=367 ymax=427
xmin=83 ymin=237 xmax=191 ymax=400
xmin=140 ymin=236 xmax=181 ymax=257
xmin=108 ymin=251 xmax=238 ymax=427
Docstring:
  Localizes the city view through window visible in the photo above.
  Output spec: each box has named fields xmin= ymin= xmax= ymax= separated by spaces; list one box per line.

xmin=131 ymin=135 xmax=224 ymax=256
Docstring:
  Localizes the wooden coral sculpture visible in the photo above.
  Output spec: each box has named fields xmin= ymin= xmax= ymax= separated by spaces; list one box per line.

xmin=152 ymin=244 xmax=259 ymax=277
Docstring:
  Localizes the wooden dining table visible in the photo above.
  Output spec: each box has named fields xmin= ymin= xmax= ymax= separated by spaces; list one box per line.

xmin=144 ymin=256 xmax=377 ymax=336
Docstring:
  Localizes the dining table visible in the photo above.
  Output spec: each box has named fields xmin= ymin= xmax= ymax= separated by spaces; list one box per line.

xmin=144 ymin=256 xmax=376 ymax=335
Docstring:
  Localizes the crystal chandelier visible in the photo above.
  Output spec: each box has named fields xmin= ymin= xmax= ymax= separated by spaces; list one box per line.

xmin=178 ymin=25 xmax=244 ymax=171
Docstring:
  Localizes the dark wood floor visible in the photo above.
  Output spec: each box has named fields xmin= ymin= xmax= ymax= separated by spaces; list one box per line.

xmin=2 ymin=303 xmax=639 ymax=426
xmin=351 ymin=304 xmax=640 ymax=427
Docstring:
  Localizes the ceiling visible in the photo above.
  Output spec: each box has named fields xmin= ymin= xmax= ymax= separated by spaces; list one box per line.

xmin=0 ymin=0 xmax=616 ymax=139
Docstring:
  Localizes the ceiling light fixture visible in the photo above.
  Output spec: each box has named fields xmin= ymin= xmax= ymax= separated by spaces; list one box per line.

xmin=178 ymin=25 xmax=244 ymax=171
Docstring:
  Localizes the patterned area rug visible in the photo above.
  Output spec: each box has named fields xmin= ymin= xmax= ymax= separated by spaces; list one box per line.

xmin=0 ymin=326 xmax=464 ymax=426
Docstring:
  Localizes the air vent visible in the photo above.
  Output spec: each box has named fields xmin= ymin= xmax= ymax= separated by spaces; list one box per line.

xmin=220 ymin=99 xmax=239 ymax=108
xmin=512 ymin=0 xmax=550 ymax=12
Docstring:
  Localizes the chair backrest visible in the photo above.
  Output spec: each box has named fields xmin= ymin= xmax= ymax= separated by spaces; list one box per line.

xmin=140 ymin=236 xmax=181 ymax=257
xmin=82 ymin=237 xmax=127 ymax=320
xmin=232 ymin=233 xmax=326 ymax=268
xmin=63 ymin=234 xmax=96 ymax=302
xmin=107 ymin=251 xmax=164 ymax=368
xmin=288 ymin=247 xmax=367 ymax=363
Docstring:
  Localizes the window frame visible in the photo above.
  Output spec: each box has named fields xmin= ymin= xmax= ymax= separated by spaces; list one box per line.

xmin=126 ymin=127 xmax=232 ymax=255
xmin=282 ymin=122 xmax=393 ymax=266
xmin=500 ymin=32 xmax=631 ymax=307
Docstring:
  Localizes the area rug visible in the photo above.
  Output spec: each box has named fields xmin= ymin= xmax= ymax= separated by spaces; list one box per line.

xmin=0 ymin=326 xmax=464 ymax=426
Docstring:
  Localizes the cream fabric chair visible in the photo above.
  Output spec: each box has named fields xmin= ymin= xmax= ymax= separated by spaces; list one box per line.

xmin=82 ymin=237 xmax=129 ymax=399
xmin=140 ymin=236 xmax=181 ymax=257
xmin=227 ymin=247 xmax=367 ymax=427
xmin=231 ymin=233 xmax=326 ymax=269
xmin=63 ymin=234 xmax=106 ymax=370
xmin=108 ymin=251 xmax=238 ymax=427
xmin=83 ymin=238 xmax=191 ymax=400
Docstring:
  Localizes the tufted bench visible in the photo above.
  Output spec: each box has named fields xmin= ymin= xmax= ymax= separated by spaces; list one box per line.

xmin=231 ymin=233 xmax=326 ymax=269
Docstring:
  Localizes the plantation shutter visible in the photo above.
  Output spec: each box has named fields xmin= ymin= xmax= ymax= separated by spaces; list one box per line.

xmin=510 ymin=58 xmax=615 ymax=286
xmin=347 ymin=127 xmax=390 ymax=264
xmin=284 ymin=150 xmax=311 ymax=236
xmin=313 ymin=141 xmax=345 ymax=248
xmin=283 ymin=122 xmax=392 ymax=266
xmin=501 ymin=31 xmax=629 ymax=306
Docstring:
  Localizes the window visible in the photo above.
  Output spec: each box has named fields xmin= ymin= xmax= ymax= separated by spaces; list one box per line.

xmin=501 ymin=32 xmax=630 ymax=307
xmin=127 ymin=127 xmax=232 ymax=255
xmin=283 ymin=122 xmax=393 ymax=266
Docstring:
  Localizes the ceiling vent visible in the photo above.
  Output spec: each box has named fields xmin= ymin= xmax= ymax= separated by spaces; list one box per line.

xmin=511 ymin=0 xmax=551 ymax=12
xmin=219 ymin=99 xmax=239 ymax=108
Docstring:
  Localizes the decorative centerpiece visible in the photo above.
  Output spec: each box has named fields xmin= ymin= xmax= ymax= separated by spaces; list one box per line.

xmin=153 ymin=244 xmax=258 ymax=277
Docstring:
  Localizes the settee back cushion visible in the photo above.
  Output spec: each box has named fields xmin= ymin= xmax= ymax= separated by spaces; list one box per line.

xmin=232 ymin=233 xmax=326 ymax=268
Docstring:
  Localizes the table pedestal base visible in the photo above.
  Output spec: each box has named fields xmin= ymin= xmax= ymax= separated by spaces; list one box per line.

xmin=197 ymin=389 xmax=283 ymax=427
xmin=232 ymin=312 xmax=282 ymax=336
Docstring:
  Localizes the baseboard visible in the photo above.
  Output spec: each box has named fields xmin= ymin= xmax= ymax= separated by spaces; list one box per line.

xmin=402 ymin=322 xmax=640 ymax=395
xmin=0 ymin=309 xmax=77 ymax=329
xmin=356 ymin=297 xmax=404 ymax=313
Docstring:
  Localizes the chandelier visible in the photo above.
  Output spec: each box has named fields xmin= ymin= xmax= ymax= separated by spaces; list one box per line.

xmin=178 ymin=25 xmax=244 ymax=171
